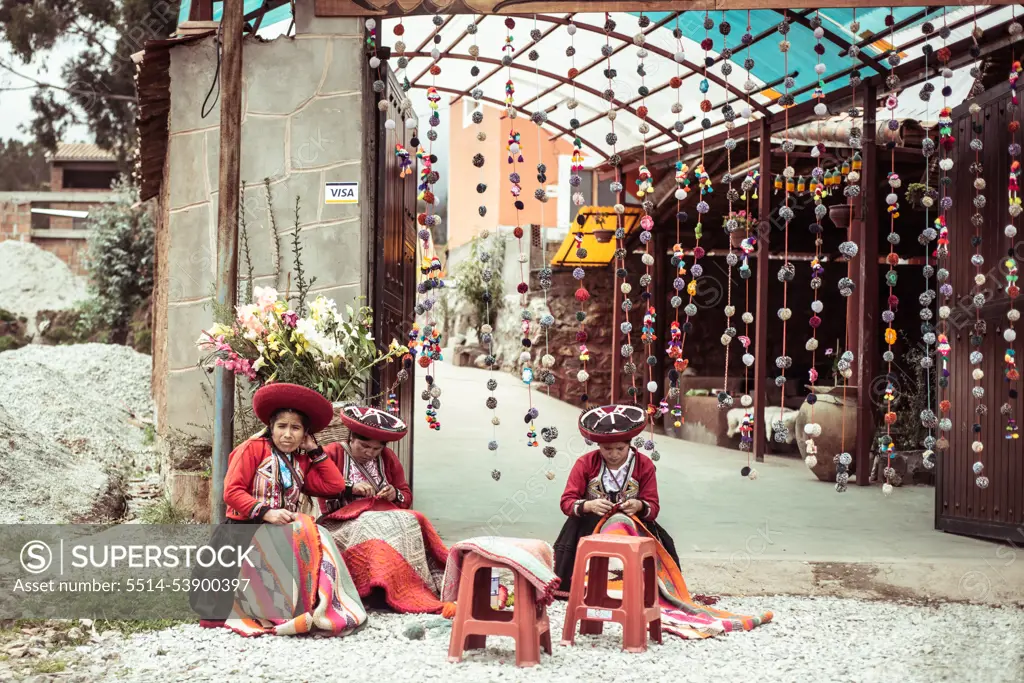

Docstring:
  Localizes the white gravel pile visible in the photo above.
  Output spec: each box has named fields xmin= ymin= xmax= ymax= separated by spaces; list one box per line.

xmin=0 ymin=343 xmax=156 ymax=523
xmin=0 ymin=239 xmax=88 ymax=331
xmin=29 ymin=597 xmax=1024 ymax=683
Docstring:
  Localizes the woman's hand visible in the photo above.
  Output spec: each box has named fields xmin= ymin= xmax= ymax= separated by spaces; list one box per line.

xmin=375 ymin=485 xmax=397 ymax=502
xmin=352 ymin=482 xmax=375 ymax=498
xmin=264 ymin=509 xmax=297 ymax=525
xmin=583 ymin=498 xmax=613 ymax=516
xmin=619 ymin=499 xmax=643 ymax=516
xmin=301 ymin=434 xmax=319 ymax=452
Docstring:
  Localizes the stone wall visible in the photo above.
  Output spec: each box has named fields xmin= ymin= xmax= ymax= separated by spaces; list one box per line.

xmin=153 ymin=11 xmax=372 ymax=473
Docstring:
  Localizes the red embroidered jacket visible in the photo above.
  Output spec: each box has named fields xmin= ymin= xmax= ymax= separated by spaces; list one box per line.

xmin=318 ymin=443 xmax=413 ymax=516
xmin=224 ymin=437 xmax=347 ymax=521
xmin=559 ymin=449 xmax=661 ymax=521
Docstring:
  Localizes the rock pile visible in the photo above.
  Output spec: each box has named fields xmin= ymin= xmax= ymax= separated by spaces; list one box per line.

xmin=0 ymin=239 xmax=88 ymax=333
xmin=0 ymin=343 xmax=155 ymax=523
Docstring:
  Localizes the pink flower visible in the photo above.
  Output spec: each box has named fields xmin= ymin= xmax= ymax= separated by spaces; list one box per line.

xmin=281 ymin=311 xmax=298 ymax=328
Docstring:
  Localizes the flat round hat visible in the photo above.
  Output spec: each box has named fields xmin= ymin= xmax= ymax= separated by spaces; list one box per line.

xmin=340 ymin=405 xmax=409 ymax=442
xmin=252 ymin=383 xmax=334 ymax=434
xmin=578 ymin=404 xmax=648 ymax=444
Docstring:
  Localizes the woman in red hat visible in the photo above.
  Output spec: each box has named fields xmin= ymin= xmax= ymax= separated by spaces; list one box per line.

xmin=203 ymin=383 xmax=367 ymax=637
xmin=553 ymin=404 xmax=679 ymax=597
xmin=316 ymin=406 xmax=450 ymax=615
xmin=223 ymin=382 xmax=347 ymax=523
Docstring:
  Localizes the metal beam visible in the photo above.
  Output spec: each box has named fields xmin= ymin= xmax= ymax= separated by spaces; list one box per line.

xmin=211 ymin=0 xmax=244 ymax=525
xmin=520 ymin=11 xmax=681 ymax=111
xmin=412 ymin=83 xmax=610 ymax=159
xmin=780 ymin=9 xmax=888 ymax=76
xmin=449 ymin=13 xmax=574 ymax=106
xmin=407 ymin=51 xmax=678 ymax=142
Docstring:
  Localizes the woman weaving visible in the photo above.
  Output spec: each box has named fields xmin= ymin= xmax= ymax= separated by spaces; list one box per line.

xmin=201 ymin=383 xmax=367 ymax=637
xmin=319 ymin=406 xmax=450 ymax=614
xmin=554 ymin=404 xmax=773 ymax=639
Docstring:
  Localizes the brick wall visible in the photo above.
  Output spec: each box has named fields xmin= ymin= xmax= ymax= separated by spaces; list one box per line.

xmin=32 ymin=237 xmax=89 ymax=276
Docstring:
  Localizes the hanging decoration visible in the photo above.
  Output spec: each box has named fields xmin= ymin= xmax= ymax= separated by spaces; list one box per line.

xmin=738 ymin=10 xmax=758 ymax=458
xmin=771 ymin=13 xmax=794 ymax=474
xmin=935 ymin=9 xmax=955 ymax=466
xmin=565 ymin=18 xmax=590 ymax=409
xmin=1005 ymin=48 xmax=1023 ymax=446
xmin=917 ymin=21 xmax=940 ymax=473
xmin=802 ymin=10 xmax=829 ymax=480
xmin=967 ymin=14 xmax=989 ymax=490
xmin=634 ymin=12 xmax=659 ymax=460
xmin=877 ymin=10 xmax=903 ymax=496
xmin=665 ymin=14 xmax=690 ymax=438
xmin=718 ymin=10 xmax=738 ymax=414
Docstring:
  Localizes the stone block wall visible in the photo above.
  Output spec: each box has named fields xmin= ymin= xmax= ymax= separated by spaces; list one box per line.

xmin=153 ymin=13 xmax=372 ymax=477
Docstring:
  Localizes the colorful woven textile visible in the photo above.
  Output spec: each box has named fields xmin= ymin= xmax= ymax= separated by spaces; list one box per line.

xmin=200 ymin=515 xmax=367 ymax=637
xmin=321 ymin=499 xmax=450 ymax=614
xmin=595 ymin=513 xmax=773 ymax=639
xmin=441 ymin=537 xmax=559 ymax=604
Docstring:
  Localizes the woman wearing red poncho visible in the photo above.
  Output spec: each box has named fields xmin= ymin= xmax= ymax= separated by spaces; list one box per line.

xmin=553 ymin=404 xmax=680 ymax=597
xmin=318 ymin=406 xmax=450 ymax=614
xmin=204 ymin=383 xmax=367 ymax=637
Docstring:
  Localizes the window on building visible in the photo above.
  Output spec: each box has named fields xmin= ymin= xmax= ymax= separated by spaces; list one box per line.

xmin=31 ymin=204 xmax=51 ymax=231
xmin=61 ymin=169 xmax=117 ymax=190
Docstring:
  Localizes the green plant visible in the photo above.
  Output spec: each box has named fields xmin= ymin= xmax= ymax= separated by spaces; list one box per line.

xmin=31 ymin=659 xmax=66 ymax=674
xmin=289 ymin=197 xmax=316 ymax=316
xmin=876 ymin=339 xmax=930 ymax=451
xmin=0 ymin=308 xmax=14 ymax=322
xmin=453 ymin=234 xmax=505 ymax=328
xmin=0 ymin=335 xmax=25 ymax=353
xmin=140 ymin=498 xmax=192 ymax=525
xmin=904 ymin=183 xmax=934 ymax=210
xmin=82 ymin=180 xmax=155 ymax=343
xmin=239 ymin=182 xmax=255 ymax=305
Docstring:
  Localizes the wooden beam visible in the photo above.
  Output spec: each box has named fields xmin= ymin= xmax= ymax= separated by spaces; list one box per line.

xmin=855 ymin=82 xmax=879 ymax=486
xmin=189 ymin=0 xmax=214 ymax=21
xmin=211 ymin=0 xmax=244 ymax=525
xmin=411 ymin=83 xmax=610 ymax=159
xmin=753 ymin=117 xmax=772 ymax=464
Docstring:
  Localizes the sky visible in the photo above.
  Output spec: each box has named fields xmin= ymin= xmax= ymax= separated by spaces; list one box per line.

xmin=0 ymin=38 xmax=91 ymax=143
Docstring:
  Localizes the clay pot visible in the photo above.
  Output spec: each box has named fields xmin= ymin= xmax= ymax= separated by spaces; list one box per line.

xmin=828 ymin=203 xmax=858 ymax=230
xmin=795 ymin=389 xmax=859 ymax=482
xmin=592 ymin=229 xmax=615 ymax=243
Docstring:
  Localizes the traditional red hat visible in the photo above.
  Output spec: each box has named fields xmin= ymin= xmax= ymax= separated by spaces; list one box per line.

xmin=578 ymin=404 xmax=648 ymax=444
xmin=339 ymin=405 xmax=409 ymax=442
xmin=252 ymin=383 xmax=334 ymax=434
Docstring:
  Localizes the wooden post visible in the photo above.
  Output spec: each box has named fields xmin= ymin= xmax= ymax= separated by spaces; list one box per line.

xmin=189 ymin=0 xmax=214 ymax=21
xmin=753 ymin=117 xmax=772 ymax=463
xmin=211 ymin=0 xmax=244 ymax=524
xmin=855 ymin=82 xmax=879 ymax=486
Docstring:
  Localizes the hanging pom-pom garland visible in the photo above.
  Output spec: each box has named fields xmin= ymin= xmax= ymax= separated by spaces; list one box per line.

xmin=935 ymin=9 xmax=955 ymax=461
xmin=566 ymin=19 xmax=590 ymax=408
xmin=719 ymin=9 xmax=738 ymax=415
xmin=738 ymin=10 xmax=758 ymax=460
xmin=1005 ymin=53 xmax=1022 ymax=447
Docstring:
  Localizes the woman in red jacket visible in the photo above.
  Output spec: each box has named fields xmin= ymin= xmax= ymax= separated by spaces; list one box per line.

xmin=553 ymin=404 xmax=679 ymax=597
xmin=223 ymin=383 xmax=348 ymax=523
xmin=317 ymin=406 xmax=449 ymax=614
xmin=204 ymin=383 xmax=367 ymax=637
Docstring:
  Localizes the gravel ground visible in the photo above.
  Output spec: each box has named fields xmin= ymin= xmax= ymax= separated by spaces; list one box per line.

xmin=11 ymin=597 xmax=1021 ymax=683
xmin=0 ymin=343 xmax=156 ymax=522
xmin=0 ymin=240 xmax=88 ymax=332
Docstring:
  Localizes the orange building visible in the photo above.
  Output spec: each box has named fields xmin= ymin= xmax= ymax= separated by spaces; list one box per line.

xmin=447 ymin=101 xmax=587 ymax=249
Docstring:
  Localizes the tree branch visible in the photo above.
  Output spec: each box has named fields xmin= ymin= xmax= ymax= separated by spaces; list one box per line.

xmin=0 ymin=59 xmax=135 ymax=102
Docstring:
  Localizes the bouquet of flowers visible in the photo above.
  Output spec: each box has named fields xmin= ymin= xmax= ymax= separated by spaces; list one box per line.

xmin=196 ymin=286 xmax=408 ymax=403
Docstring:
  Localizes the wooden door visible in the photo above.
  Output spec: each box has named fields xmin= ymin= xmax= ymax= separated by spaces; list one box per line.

xmin=939 ymin=86 xmax=1024 ymax=542
xmin=369 ymin=67 xmax=418 ymax=490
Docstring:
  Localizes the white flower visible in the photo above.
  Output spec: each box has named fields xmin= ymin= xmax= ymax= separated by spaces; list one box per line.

xmin=252 ymin=356 xmax=266 ymax=371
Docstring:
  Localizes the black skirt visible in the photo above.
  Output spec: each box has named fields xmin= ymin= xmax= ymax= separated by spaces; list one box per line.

xmin=552 ymin=513 xmax=680 ymax=597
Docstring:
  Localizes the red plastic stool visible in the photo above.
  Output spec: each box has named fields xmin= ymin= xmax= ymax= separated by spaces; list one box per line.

xmin=561 ymin=534 xmax=662 ymax=653
xmin=447 ymin=552 xmax=553 ymax=667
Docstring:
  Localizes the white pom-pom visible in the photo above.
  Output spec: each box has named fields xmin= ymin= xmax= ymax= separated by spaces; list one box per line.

xmin=972 ymin=368 xmax=984 ymax=381
xmin=1009 ymin=309 xmax=1021 ymax=322
xmin=813 ymin=27 xmax=825 ymax=39
xmin=674 ymin=51 xmax=686 ymax=64
xmin=577 ymin=370 xmax=590 ymax=383
xmin=365 ymin=18 xmax=377 ymax=29
xmin=814 ymin=103 xmax=827 ymax=116
xmin=675 ymin=189 xmax=688 ymax=200
xmin=804 ymin=423 xmax=822 ymax=437
xmin=740 ymin=394 xmax=753 ymax=407
xmin=748 ymin=468 xmax=759 ymax=480
xmin=814 ymin=63 xmax=826 ymax=75
xmin=646 ymin=381 xmax=658 ymax=392
xmin=741 ymin=107 xmax=752 ymax=119
xmin=1005 ymin=328 xmax=1017 ymax=342
xmin=384 ymin=119 xmax=395 ymax=130
xmin=882 ymin=483 xmax=893 ymax=497
xmin=542 ymin=354 xmax=555 ymax=367
xmin=742 ymin=353 xmax=755 ymax=367
xmin=431 ymin=48 xmax=440 ymax=60
xmin=811 ymin=300 xmax=824 ymax=313
xmin=369 ymin=56 xmax=381 ymax=69
xmin=519 ymin=351 xmax=531 ymax=363
xmin=974 ymin=274 xmax=986 ymax=286
xmin=1006 ymin=224 xmax=1018 ymax=238
xmin=405 ymin=118 xmax=417 ymax=129
xmin=939 ymin=306 xmax=951 ymax=319
xmin=567 ymin=24 xmax=577 ymax=35
xmin=805 ymin=455 xmax=818 ymax=469
xmin=972 ymin=441 xmax=984 ymax=453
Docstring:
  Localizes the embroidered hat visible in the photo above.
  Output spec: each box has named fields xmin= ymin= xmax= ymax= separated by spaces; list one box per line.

xmin=252 ymin=383 xmax=334 ymax=434
xmin=578 ymin=404 xmax=648 ymax=443
xmin=340 ymin=405 xmax=409 ymax=442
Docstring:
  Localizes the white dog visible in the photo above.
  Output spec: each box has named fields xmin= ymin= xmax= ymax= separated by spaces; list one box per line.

xmin=724 ymin=407 xmax=796 ymax=444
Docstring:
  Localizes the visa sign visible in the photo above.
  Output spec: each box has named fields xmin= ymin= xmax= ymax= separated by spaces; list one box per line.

xmin=325 ymin=182 xmax=359 ymax=205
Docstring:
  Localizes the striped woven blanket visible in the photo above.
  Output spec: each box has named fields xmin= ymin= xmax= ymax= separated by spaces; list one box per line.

xmin=200 ymin=515 xmax=367 ymax=637
xmin=595 ymin=513 xmax=773 ymax=639
xmin=441 ymin=536 xmax=559 ymax=604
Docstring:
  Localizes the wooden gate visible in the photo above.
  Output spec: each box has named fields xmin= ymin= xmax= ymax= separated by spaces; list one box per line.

xmin=367 ymin=67 xmax=419 ymax=489
xmin=939 ymin=85 xmax=1024 ymax=542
